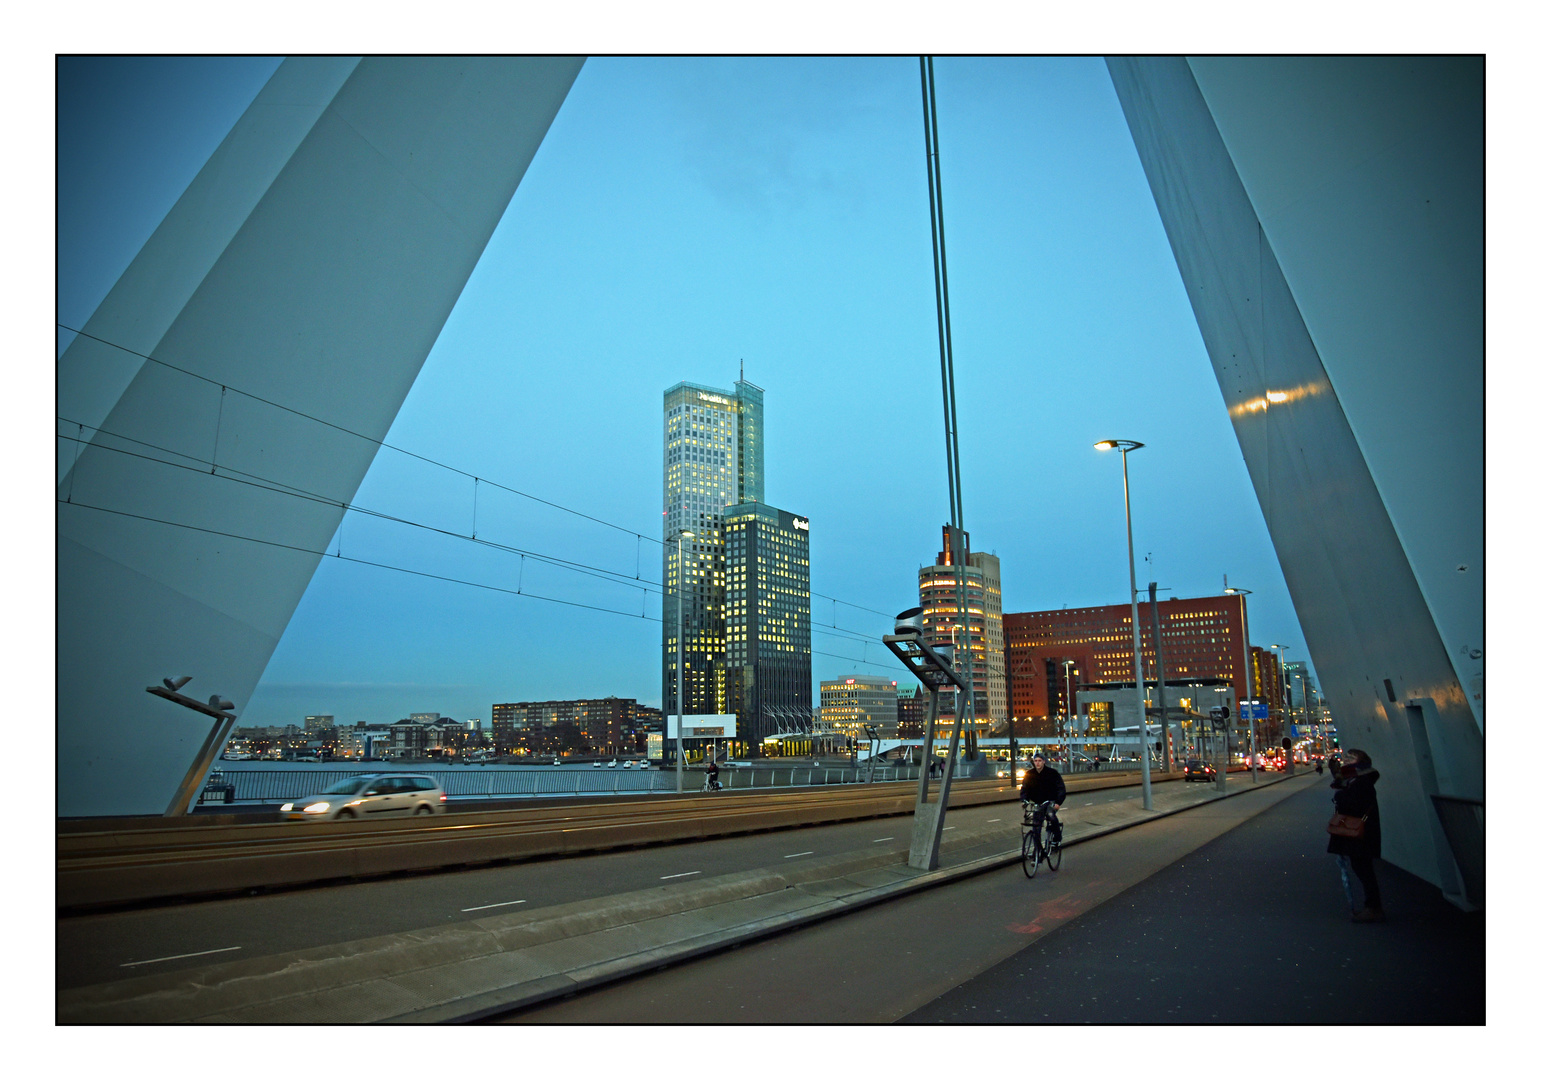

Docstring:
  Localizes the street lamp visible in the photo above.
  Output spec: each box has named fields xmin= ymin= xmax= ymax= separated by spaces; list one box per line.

xmin=673 ymin=528 xmax=695 ymax=794
xmin=1225 ymin=585 xmax=1257 ymax=783
xmin=1094 ymin=439 xmax=1152 ymax=810
xmin=1061 ymin=658 xmax=1077 ymax=770
xmin=146 ymin=675 xmax=238 ymax=816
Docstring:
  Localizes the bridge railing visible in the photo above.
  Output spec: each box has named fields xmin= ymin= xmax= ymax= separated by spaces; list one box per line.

xmin=203 ymin=764 xmax=928 ymax=804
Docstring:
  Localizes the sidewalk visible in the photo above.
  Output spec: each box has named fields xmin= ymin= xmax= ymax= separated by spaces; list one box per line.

xmin=57 ymin=770 xmax=1307 ymax=1023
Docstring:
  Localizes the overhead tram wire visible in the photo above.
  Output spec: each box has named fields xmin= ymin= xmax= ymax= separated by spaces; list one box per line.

xmin=56 ymin=495 xmax=908 ymax=676
xmin=58 ymin=326 xmax=901 ymax=633
xmin=55 ymin=421 xmax=656 ymax=597
xmin=57 ymin=323 xmax=658 ymax=545
xmin=57 ymin=425 xmax=906 ymax=661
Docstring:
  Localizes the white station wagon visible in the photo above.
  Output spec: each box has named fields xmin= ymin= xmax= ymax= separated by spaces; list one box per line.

xmin=281 ymin=774 xmax=446 ymax=821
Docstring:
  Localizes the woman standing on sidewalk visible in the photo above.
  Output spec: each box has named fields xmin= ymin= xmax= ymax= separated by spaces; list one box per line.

xmin=1328 ymin=748 xmax=1384 ymax=922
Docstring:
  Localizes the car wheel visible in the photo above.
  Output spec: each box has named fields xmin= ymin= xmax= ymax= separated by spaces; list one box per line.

xmin=336 ymin=808 xmax=356 ymax=820
xmin=414 ymin=804 xmax=432 ymax=815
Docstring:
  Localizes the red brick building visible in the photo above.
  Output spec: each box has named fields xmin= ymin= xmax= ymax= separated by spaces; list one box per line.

xmin=1003 ymin=594 xmax=1282 ymax=739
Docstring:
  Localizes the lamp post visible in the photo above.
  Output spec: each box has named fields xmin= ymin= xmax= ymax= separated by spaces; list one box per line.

xmin=147 ymin=676 xmax=239 ymax=815
xmin=1061 ymin=658 xmax=1077 ymax=770
xmin=674 ymin=528 xmax=695 ymax=794
xmin=1094 ymin=439 xmax=1152 ymax=811
xmin=1225 ymin=585 xmax=1257 ymax=783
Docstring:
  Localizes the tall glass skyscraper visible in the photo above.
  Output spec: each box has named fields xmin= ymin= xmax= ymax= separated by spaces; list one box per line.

xmin=662 ymin=379 xmax=764 ymax=724
xmin=662 ymin=377 xmax=808 ymax=753
xmin=724 ymin=502 xmax=811 ymax=749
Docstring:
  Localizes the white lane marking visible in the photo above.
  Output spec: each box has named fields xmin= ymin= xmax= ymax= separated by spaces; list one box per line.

xmin=461 ymin=899 xmax=527 ymax=912
xmin=784 ymin=851 xmax=814 ymax=859
xmin=873 ymin=837 xmax=894 ymax=843
xmin=120 ymin=946 xmax=241 ymax=968
xmin=943 ymin=826 xmax=956 ymax=831
xmin=660 ymin=871 xmax=702 ymax=880
xmin=987 ymin=818 xmax=1002 ymax=823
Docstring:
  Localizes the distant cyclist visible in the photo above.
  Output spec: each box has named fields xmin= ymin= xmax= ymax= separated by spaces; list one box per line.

xmin=1020 ymin=752 xmax=1067 ymax=844
xmin=705 ymin=758 xmax=721 ymax=791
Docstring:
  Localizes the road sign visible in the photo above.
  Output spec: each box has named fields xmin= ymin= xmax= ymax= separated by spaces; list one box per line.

xmin=1239 ymin=701 xmax=1269 ymax=720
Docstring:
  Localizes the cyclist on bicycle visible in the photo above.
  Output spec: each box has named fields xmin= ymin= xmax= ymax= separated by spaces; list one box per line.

xmin=705 ymin=758 xmax=720 ymax=791
xmin=1020 ymin=752 xmax=1066 ymax=844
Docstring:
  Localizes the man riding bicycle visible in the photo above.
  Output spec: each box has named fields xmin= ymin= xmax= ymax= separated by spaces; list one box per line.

xmin=1020 ymin=752 xmax=1066 ymax=844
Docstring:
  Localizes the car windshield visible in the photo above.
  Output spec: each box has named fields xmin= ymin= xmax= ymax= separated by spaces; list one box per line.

xmin=320 ymin=777 xmax=370 ymax=795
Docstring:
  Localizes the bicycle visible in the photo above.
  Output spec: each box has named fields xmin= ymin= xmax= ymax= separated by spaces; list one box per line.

xmin=1021 ymin=799 xmax=1063 ymax=878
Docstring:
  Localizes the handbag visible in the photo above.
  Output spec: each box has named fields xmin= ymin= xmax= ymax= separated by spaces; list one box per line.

xmin=1326 ymin=812 xmax=1367 ymax=838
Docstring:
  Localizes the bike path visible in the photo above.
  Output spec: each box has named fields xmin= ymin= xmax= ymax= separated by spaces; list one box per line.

xmin=497 ymin=774 xmax=1313 ymax=1023
xmin=902 ymin=774 xmax=1484 ymax=1024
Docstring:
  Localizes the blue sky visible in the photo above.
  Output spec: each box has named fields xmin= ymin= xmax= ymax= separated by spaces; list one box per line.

xmin=58 ymin=56 xmax=1315 ymax=727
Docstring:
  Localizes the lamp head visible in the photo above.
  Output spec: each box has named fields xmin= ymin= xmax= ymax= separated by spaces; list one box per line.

xmin=1094 ymin=439 xmax=1145 ymax=452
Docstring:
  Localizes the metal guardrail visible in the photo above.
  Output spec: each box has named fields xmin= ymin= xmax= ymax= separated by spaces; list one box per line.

xmin=200 ymin=761 xmax=1162 ymax=804
xmin=203 ymin=765 xmax=927 ymax=804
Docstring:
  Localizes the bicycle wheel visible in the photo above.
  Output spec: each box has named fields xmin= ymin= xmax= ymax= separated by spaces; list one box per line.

xmin=1022 ymin=829 xmax=1040 ymax=878
xmin=1046 ymin=831 xmax=1062 ymax=872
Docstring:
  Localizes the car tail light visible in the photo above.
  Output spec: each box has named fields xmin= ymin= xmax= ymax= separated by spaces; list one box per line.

xmin=440 ymin=792 xmax=448 ymax=802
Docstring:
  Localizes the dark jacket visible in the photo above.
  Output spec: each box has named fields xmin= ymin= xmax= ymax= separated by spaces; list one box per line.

xmin=1327 ymin=766 xmax=1381 ymax=859
xmin=1020 ymin=764 xmax=1067 ymax=807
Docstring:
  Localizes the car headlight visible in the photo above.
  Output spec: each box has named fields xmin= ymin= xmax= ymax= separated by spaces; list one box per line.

xmin=302 ymin=801 xmax=331 ymax=814
xmin=281 ymin=802 xmax=294 ymax=812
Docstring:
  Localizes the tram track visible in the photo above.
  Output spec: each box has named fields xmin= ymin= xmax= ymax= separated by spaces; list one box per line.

xmin=57 ymin=771 xmax=1178 ymax=912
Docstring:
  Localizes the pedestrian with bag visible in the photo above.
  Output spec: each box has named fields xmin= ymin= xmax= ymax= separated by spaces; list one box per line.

xmin=1327 ymin=748 xmax=1384 ymax=922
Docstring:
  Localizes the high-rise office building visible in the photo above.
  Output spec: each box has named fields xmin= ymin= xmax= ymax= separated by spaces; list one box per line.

xmin=896 ymin=684 xmax=927 ymax=737
xmin=662 ymin=379 xmax=764 ymax=722
xmin=819 ymin=675 xmax=898 ymax=738
xmin=917 ymin=528 xmax=1005 ymax=726
xmin=662 ymin=376 xmax=808 ymax=753
xmin=725 ymin=503 xmax=812 ymax=750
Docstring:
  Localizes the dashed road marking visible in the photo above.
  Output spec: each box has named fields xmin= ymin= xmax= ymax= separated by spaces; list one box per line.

xmin=121 ymin=946 xmax=241 ymax=968
xmin=660 ymin=871 xmax=702 ymax=880
xmin=461 ymin=899 xmax=527 ymax=912
xmin=783 ymin=851 xmax=814 ymax=859
xmin=873 ymin=837 xmax=894 ymax=843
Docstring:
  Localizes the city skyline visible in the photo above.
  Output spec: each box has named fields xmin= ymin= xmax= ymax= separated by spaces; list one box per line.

xmin=59 ymin=57 xmax=1326 ymax=729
